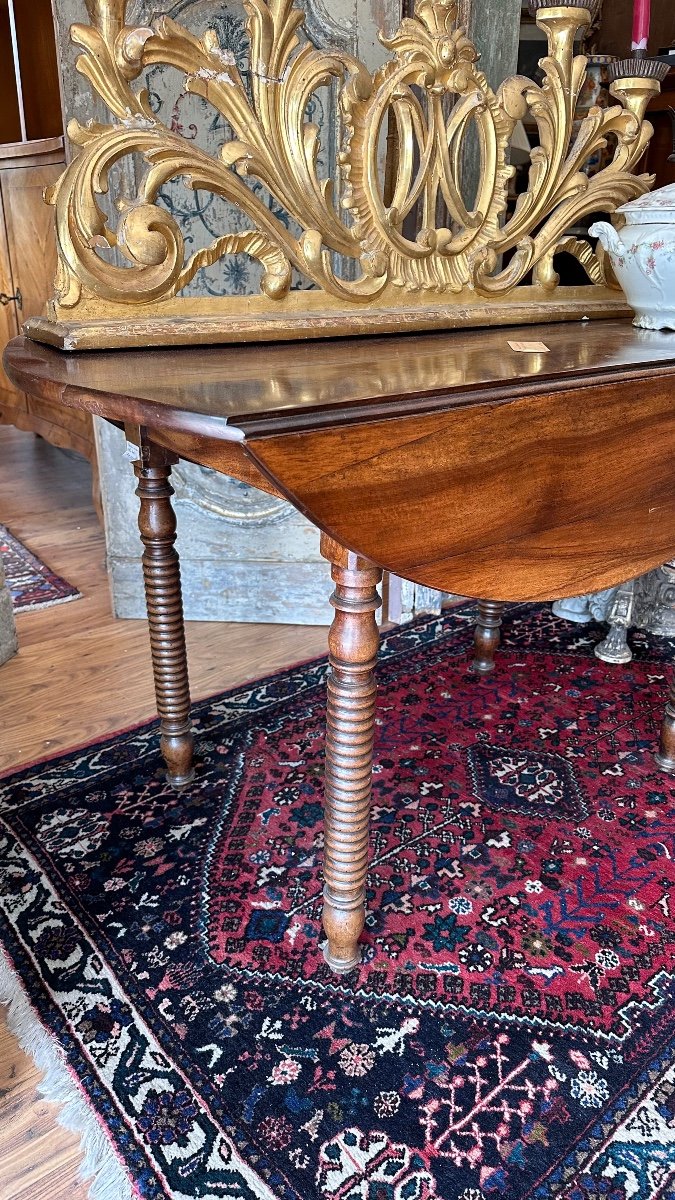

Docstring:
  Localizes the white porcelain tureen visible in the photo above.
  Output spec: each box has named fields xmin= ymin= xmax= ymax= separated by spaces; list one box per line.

xmin=590 ymin=184 xmax=675 ymax=332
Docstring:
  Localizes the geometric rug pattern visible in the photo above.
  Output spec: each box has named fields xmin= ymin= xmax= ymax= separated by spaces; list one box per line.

xmin=0 ymin=521 xmax=81 ymax=612
xmin=0 ymin=604 xmax=673 ymax=1199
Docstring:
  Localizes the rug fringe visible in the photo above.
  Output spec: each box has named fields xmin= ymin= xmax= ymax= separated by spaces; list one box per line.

xmin=0 ymin=948 xmax=135 ymax=1200
xmin=16 ymin=591 xmax=83 ymax=614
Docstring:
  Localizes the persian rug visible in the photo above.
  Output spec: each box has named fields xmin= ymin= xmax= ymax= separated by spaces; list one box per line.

xmin=0 ymin=604 xmax=673 ymax=1200
xmin=0 ymin=522 xmax=82 ymax=612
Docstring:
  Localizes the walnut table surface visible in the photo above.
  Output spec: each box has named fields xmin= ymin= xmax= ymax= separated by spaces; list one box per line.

xmin=6 ymin=317 xmax=675 ymax=972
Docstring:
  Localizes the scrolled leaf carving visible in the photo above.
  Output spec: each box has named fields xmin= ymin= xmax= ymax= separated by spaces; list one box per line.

xmin=33 ymin=0 xmax=663 ymax=349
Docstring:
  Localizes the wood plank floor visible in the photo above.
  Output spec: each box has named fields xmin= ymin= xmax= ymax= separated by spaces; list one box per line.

xmin=0 ymin=425 xmax=328 ymax=1199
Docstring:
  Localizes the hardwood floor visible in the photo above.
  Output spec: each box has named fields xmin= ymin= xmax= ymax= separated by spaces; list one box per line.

xmin=0 ymin=425 xmax=328 ymax=1199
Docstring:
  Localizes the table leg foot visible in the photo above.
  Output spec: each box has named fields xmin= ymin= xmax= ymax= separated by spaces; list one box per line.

xmin=322 ymin=922 xmax=363 ymax=974
xmin=472 ymin=599 xmax=504 ymax=674
xmin=159 ymin=736 xmax=196 ymax=789
xmin=134 ymin=435 xmax=194 ymax=789
xmin=655 ymin=679 xmax=675 ymax=773
xmin=320 ymin=534 xmax=382 ymax=975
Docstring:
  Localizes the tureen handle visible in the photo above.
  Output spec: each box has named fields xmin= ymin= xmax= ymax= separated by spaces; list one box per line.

xmin=589 ymin=222 xmax=624 ymax=257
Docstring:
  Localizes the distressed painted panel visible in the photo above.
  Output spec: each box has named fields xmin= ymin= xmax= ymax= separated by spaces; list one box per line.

xmin=95 ymin=419 xmax=332 ymax=623
xmin=388 ymin=577 xmax=445 ymax=624
xmin=458 ymin=0 xmax=523 ymax=235
xmin=111 ymin=560 xmax=333 ymax=623
xmin=461 ymin=0 xmax=522 ymax=87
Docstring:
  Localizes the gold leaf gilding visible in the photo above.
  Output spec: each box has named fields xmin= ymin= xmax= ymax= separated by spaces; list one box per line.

xmin=27 ymin=1 xmax=661 ymax=350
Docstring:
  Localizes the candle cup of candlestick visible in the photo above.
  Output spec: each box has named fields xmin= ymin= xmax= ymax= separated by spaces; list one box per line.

xmin=607 ymin=57 xmax=669 ymax=130
xmin=609 ymin=57 xmax=672 ymax=80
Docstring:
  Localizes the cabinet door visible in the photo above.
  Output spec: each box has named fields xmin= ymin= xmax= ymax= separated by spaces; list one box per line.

xmin=0 ymin=176 xmax=21 ymax=404
xmin=0 ymin=161 xmax=63 ymax=323
xmin=0 ymin=157 xmax=96 ymax=457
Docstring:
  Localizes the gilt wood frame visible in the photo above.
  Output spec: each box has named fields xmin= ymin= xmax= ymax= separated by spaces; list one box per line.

xmin=26 ymin=0 xmax=664 ymax=351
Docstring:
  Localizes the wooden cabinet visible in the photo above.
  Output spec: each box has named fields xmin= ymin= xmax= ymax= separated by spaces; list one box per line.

xmin=0 ymin=2 xmax=99 ymax=513
xmin=646 ymin=68 xmax=675 ymax=191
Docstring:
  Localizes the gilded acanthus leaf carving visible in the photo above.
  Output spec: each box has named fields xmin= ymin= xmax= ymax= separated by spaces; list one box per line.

xmin=27 ymin=0 xmax=665 ymax=350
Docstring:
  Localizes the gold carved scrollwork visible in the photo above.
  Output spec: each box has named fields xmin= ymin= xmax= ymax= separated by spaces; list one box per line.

xmin=29 ymin=0 xmax=663 ymax=349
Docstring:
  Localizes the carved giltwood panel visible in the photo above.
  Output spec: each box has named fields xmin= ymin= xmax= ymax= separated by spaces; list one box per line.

xmin=34 ymin=0 xmax=660 ymax=353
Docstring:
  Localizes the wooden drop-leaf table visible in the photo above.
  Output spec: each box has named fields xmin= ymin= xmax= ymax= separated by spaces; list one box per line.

xmin=6 ymin=319 xmax=675 ymax=974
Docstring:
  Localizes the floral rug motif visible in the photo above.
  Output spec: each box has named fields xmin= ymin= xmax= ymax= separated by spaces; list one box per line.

xmin=0 ymin=522 xmax=82 ymax=612
xmin=0 ymin=604 xmax=673 ymax=1200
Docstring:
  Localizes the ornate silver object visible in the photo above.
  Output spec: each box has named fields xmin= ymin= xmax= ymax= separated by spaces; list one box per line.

xmin=593 ymin=563 xmax=675 ymax=664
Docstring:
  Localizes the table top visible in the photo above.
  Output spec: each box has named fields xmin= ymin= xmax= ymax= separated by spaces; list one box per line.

xmin=8 ymin=316 xmax=675 ymax=603
xmin=5 ymin=318 xmax=675 ymax=440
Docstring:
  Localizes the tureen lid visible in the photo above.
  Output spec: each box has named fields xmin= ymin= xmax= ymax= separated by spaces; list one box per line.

xmin=617 ymin=183 xmax=675 ymax=225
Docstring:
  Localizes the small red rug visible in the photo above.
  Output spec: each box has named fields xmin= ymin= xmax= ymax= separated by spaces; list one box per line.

xmin=0 ymin=604 xmax=673 ymax=1200
xmin=0 ymin=521 xmax=82 ymax=612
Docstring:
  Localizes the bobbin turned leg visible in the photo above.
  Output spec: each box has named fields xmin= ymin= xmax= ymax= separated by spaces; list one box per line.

xmin=655 ymin=672 xmax=675 ymax=774
xmin=320 ymin=534 xmax=383 ymax=973
xmin=134 ymin=435 xmax=194 ymax=788
xmin=472 ymin=600 xmax=504 ymax=674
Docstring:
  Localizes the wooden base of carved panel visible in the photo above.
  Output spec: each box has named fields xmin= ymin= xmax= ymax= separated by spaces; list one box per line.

xmin=320 ymin=534 xmax=383 ymax=973
xmin=26 ymin=292 xmax=631 ymax=353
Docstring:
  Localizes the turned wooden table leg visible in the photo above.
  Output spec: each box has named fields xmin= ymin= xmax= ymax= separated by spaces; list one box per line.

xmin=472 ymin=599 xmax=504 ymax=674
xmin=320 ymin=534 xmax=383 ymax=973
xmin=655 ymin=672 xmax=675 ymax=773
xmin=134 ymin=436 xmax=195 ymax=788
